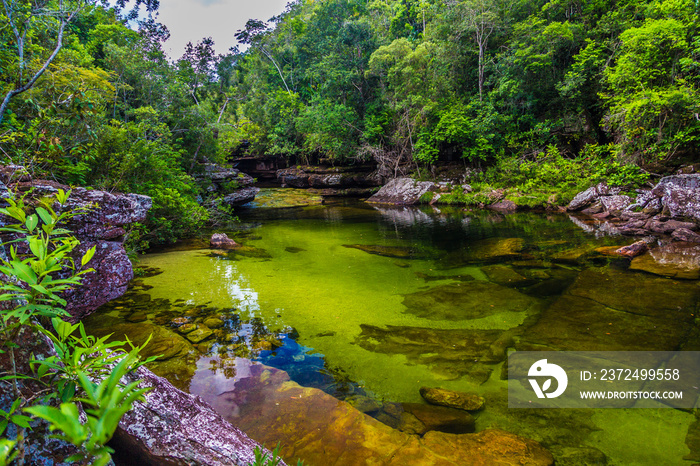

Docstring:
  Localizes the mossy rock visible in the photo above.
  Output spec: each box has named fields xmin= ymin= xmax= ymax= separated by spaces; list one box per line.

xmin=342 ymin=244 xmax=427 ymax=259
xmin=401 ymin=282 xmax=541 ymax=321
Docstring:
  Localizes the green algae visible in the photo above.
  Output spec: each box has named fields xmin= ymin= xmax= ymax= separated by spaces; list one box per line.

xmin=83 ymin=199 xmax=700 ymax=466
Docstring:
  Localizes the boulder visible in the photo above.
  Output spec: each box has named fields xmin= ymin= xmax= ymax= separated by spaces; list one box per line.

xmin=5 ymin=173 xmax=152 ymax=321
xmin=222 ymin=186 xmax=259 ymax=206
xmin=615 ymin=240 xmax=649 ymax=258
xmin=210 ymin=233 xmax=239 ymax=249
xmin=600 ymin=194 xmax=632 ymax=212
xmin=419 ymin=387 xmax=485 ymax=411
xmin=277 ymin=168 xmax=310 ymax=188
xmin=366 ymin=178 xmax=438 ymax=205
xmin=567 ymin=183 xmax=621 ymax=211
xmin=652 ymin=174 xmax=700 ymax=222
xmin=672 ymin=228 xmax=700 ymax=243
xmin=488 ymin=199 xmax=518 ymax=212
xmin=63 ymin=241 xmax=135 ymax=321
xmin=114 ymin=365 xmax=273 ymax=466
xmin=201 ymin=163 xmax=255 ymax=187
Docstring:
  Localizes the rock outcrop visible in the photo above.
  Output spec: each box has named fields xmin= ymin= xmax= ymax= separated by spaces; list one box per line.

xmin=277 ymin=165 xmax=382 ymax=196
xmin=567 ymin=175 xmax=700 ymax=244
xmin=113 ymin=365 xmax=278 ymax=466
xmin=366 ymin=177 xmax=438 ymax=205
xmin=3 ymin=175 xmax=151 ymax=321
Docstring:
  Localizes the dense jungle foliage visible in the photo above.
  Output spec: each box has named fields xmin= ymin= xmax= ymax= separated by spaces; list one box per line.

xmin=1 ymin=0 xmax=699 ymax=244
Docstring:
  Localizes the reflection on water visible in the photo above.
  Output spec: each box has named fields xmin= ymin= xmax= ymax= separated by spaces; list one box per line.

xmin=84 ymin=195 xmax=700 ymax=465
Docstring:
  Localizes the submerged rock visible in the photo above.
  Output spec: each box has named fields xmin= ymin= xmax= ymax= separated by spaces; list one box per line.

xmin=190 ymin=359 xmax=552 ymax=466
xmin=343 ymin=243 xmax=426 ymax=259
xmin=419 ymin=387 xmax=485 ymax=412
xmin=520 ymin=268 xmax=699 ymax=351
xmin=629 ymin=242 xmax=700 ymax=279
xmin=400 ymin=402 xmax=475 ymax=435
xmin=481 ymin=264 xmax=535 ymax=287
xmin=440 ymin=237 xmax=525 ymax=268
xmin=402 ymin=282 xmax=541 ymax=321
xmin=355 ymin=324 xmax=510 ymax=382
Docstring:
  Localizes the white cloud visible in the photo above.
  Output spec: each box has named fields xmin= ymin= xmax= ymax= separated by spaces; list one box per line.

xmin=155 ymin=0 xmax=290 ymax=58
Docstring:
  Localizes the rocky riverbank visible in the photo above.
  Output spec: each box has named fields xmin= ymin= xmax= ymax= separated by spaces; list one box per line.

xmin=0 ymin=166 xmax=273 ymax=465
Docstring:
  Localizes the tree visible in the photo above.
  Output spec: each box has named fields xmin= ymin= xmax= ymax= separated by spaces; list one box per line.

xmin=0 ymin=0 xmax=157 ymax=124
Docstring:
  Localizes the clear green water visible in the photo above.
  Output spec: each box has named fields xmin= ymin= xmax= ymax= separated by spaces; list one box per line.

xmin=84 ymin=192 xmax=700 ymax=465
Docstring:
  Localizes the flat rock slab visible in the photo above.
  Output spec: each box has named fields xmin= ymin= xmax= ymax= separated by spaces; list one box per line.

xmin=629 ymin=242 xmax=700 ymax=279
xmin=419 ymin=387 xmax=485 ymax=411
xmin=481 ymin=265 xmax=535 ymax=287
xmin=343 ymin=244 xmax=427 ymax=259
xmin=355 ymin=324 xmax=511 ymax=382
xmin=519 ymin=268 xmax=699 ymax=352
xmin=400 ymin=403 xmax=475 ymax=435
xmin=440 ymin=238 xmax=525 ymax=268
xmin=191 ymin=359 xmax=552 ymax=466
xmin=402 ymin=282 xmax=542 ymax=320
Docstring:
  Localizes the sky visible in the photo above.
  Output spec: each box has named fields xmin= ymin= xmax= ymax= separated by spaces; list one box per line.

xmin=152 ymin=0 xmax=291 ymax=58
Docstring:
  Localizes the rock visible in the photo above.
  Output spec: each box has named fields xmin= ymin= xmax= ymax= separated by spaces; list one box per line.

xmin=600 ymin=194 xmax=632 ymax=212
xmin=114 ymin=365 xmax=272 ymax=466
xmin=126 ymin=312 xmax=148 ymax=323
xmin=191 ymin=359 xmax=551 ymax=466
xmin=285 ymin=247 xmax=306 ymax=253
xmin=63 ymin=241 xmax=134 ymax=321
xmin=629 ymin=242 xmax=700 ymax=279
xmin=210 ymin=233 xmax=239 ymax=249
xmin=342 ymin=243 xmax=426 ymax=259
xmin=400 ymin=403 xmax=475 ymax=434
xmin=204 ymin=317 xmax=225 ymax=329
xmin=520 ymin=268 xmax=699 ymax=351
xmin=567 ymin=182 xmax=622 ymax=211
xmin=672 ymin=228 xmax=700 ymax=243
xmin=480 ymin=265 xmax=535 ymax=287
xmin=186 ymin=326 xmax=214 ymax=343
xmin=419 ymin=387 xmax=485 ymax=412
xmin=6 ymin=172 xmax=151 ymax=320
xmin=419 ymin=429 xmax=554 ymax=466
xmin=222 ymin=186 xmax=260 ymax=206
xmin=615 ymin=240 xmax=649 ymax=258
xmin=0 ymin=325 xmax=87 ymax=465
xmin=366 ymin=178 xmax=438 ymax=205
xmin=345 ymin=395 xmax=382 ymax=413
xmin=488 ymin=199 xmax=518 ymax=212
xmin=645 ymin=218 xmax=698 ymax=234
xmin=277 ymin=168 xmax=310 ymax=188
xmin=355 ymin=324 xmax=508 ymax=383
xmin=178 ymin=323 xmax=198 ymax=334
xmin=442 ymin=237 xmax=525 ymax=267
xmin=581 ymin=201 xmax=604 ymax=215
xmin=401 ymin=282 xmax=542 ymax=321
xmin=201 ymin=163 xmax=255 ymax=186
xmin=652 ymin=174 xmax=700 ymax=222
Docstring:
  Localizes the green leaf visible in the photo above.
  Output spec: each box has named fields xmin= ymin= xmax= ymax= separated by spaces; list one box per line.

xmin=25 ymin=214 xmax=38 ymax=233
xmin=81 ymin=246 xmax=96 ymax=267
xmin=36 ymin=207 xmax=53 ymax=226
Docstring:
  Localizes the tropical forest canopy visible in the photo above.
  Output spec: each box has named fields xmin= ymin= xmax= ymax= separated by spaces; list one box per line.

xmin=1 ymin=0 xmax=699 ymax=245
